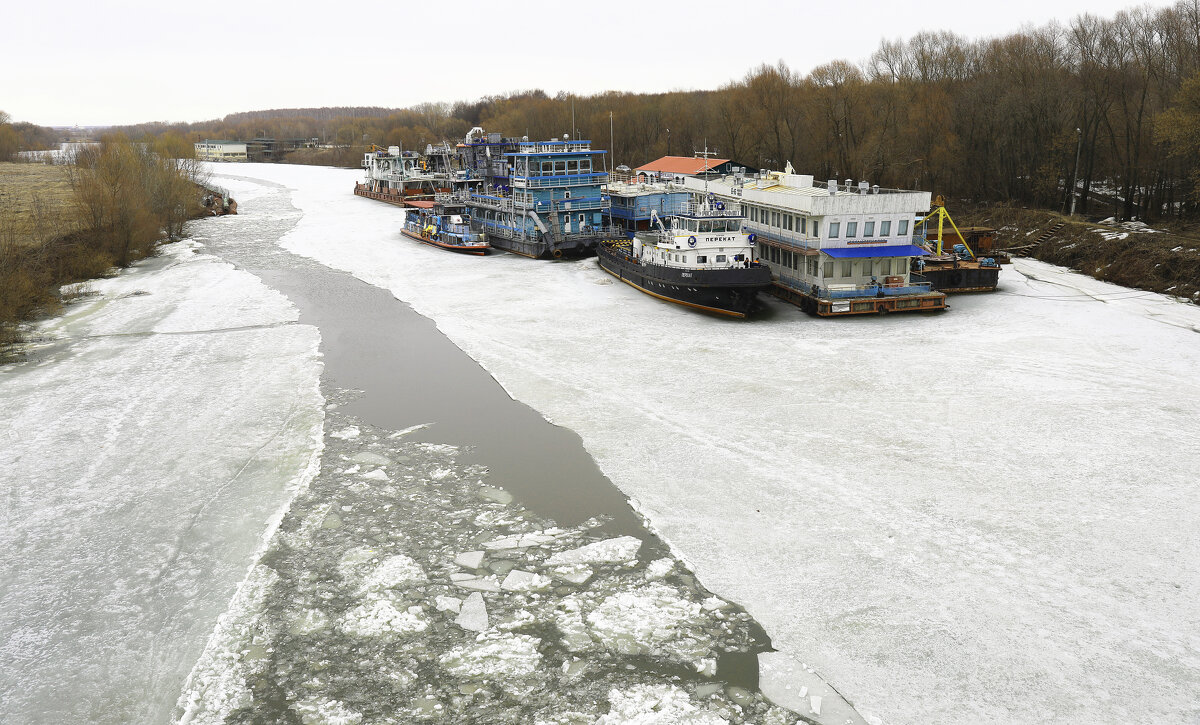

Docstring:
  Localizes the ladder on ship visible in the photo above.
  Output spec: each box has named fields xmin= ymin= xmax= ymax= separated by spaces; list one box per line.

xmin=547 ymin=212 xmax=565 ymax=246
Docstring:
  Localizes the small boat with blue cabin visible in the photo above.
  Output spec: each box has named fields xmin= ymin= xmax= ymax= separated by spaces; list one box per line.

xmin=597 ymin=195 xmax=773 ymax=317
xmin=401 ymin=199 xmax=489 ymax=255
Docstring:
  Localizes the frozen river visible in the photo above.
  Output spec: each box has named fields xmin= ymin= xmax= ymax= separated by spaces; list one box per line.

xmin=2 ymin=161 xmax=1198 ymax=724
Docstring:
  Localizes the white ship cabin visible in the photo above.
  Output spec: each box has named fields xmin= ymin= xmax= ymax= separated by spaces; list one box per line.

xmin=360 ymin=146 xmax=428 ymax=192
xmin=634 ymin=198 xmax=753 ymax=270
xmin=681 ymin=169 xmax=932 ymax=296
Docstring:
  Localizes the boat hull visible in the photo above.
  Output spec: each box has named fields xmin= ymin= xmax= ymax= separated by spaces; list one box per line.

xmin=401 ymin=229 xmax=489 ymax=256
xmin=914 ymin=263 xmax=999 ymax=293
xmin=485 ymin=232 xmax=600 ymax=260
xmin=597 ymin=243 xmax=773 ymax=318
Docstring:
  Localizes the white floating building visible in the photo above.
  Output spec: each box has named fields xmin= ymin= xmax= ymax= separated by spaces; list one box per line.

xmin=194 ymin=140 xmax=248 ymax=162
xmin=683 ymin=168 xmax=946 ymax=316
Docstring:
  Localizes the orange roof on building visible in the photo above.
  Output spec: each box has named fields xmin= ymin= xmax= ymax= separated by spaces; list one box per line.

xmin=635 ymin=156 xmax=729 ymax=175
xmin=406 ymin=200 xmax=436 ymax=208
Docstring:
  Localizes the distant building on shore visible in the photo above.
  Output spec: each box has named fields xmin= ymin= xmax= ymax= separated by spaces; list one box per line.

xmin=195 ymin=140 xmax=248 ymax=162
xmin=196 ymin=138 xmax=314 ymax=162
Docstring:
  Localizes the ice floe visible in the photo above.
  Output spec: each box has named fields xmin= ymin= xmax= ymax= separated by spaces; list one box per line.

xmin=546 ymin=536 xmax=642 ymax=566
xmin=455 ymin=593 xmax=489 ymax=632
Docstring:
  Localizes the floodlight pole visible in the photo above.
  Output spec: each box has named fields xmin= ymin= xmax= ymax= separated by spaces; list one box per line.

xmin=1070 ymin=127 xmax=1082 ymax=216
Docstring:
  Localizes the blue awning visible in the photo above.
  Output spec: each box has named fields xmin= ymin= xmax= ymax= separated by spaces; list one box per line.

xmin=821 ymin=244 xmax=926 ymax=258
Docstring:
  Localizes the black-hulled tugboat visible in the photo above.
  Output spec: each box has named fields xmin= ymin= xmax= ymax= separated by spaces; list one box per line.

xmin=597 ymin=196 xmax=773 ymax=317
xmin=401 ymin=199 xmax=489 ymax=255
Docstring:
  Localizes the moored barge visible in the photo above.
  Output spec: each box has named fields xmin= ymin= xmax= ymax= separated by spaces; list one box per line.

xmin=911 ymin=198 xmax=1002 ymax=293
xmin=457 ymin=128 xmax=618 ymax=259
xmin=680 ymin=167 xmax=946 ymax=316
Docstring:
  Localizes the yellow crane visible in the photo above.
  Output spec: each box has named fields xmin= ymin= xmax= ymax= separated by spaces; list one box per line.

xmin=918 ymin=195 xmax=974 ymax=258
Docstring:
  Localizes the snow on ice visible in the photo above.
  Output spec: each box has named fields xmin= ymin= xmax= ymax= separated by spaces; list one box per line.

xmin=204 ymin=163 xmax=1200 ymax=724
xmin=0 ymin=236 xmax=323 ymax=724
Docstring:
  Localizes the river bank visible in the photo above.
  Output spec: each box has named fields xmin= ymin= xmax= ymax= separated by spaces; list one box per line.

xmin=961 ymin=203 xmax=1200 ymax=304
xmin=0 ymin=146 xmax=213 ymax=360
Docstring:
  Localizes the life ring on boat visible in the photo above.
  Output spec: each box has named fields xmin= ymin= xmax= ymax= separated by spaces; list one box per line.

xmin=715 ymin=202 xmax=725 ymax=210
xmin=552 ymin=248 xmax=564 ymax=259
xmin=748 ymin=233 xmax=757 ymax=243
xmin=688 ymin=236 xmax=697 ymax=247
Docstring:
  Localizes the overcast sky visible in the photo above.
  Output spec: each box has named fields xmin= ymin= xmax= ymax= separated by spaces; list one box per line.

xmin=4 ymin=0 xmax=1179 ymax=127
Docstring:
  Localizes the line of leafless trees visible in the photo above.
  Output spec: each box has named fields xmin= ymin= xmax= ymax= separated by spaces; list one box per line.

xmin=114 ymin=0 xmax=1200 ymax=220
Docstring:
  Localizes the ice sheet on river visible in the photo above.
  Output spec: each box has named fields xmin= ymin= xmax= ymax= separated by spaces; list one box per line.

xmin=213 ymin=164 xmax=1200 ymax=723
xmin=0 ymin=239 xmax=324 ymax=723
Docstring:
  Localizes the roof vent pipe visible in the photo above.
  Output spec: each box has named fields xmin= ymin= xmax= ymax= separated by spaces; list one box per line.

xmin=859 ymin=181 xmax=870 ymax=193
xmin=827 ymin=179 xmax=837 ymax=195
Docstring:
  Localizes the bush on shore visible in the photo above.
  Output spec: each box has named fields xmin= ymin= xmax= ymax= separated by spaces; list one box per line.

xmin=1 ymin=135 xmax=209 ymax=359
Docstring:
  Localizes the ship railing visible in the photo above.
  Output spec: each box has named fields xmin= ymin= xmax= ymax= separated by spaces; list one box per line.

xmin=515 ymin=172 xmax=609 ymax=188
xmin=557 ymin=224 xmax=624 ymax=240
xmin=777 ymin=274 xmax=934 ymax=298
xmin=533 ymin=197 xmax=608 ymax=213
xmin=513 ymin=140 xmax=594 ymax=154
xmin=677 ymin=199 xmax=743 ymax=218
xmin=746 ymin=223 xmax=821 ymax=250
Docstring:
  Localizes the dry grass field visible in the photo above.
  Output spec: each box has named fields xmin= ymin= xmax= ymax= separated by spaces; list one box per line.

xmin=0 ymin=162 xmax=80 ymax=247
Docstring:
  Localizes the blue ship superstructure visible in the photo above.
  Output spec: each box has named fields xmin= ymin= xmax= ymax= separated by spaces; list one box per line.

xmin=604 ymin=167 xmax=692 ymax=236
xmin=457 ymin=128 xmax=614 ymax=259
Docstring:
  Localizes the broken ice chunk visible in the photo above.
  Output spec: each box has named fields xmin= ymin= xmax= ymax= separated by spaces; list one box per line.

xmin=340 ymin=596 xmax=428 ymax=638
xmin=350 ymin=451 xmax=392 ymax=466
xmin=362 ymin=554 xmax=426 ymax=591
xmin=450 ymin=573 xmax=476 ymax=582
xmin=478 ymin=486 xmax=513 ymax=504
xmin=455 ymin=593 xmax=489 ymax=632
xmin=501 ymin=569 xmax=553 ymax=592
xmin=454 ymin=551 xmax=485 ymax=570
xmin=330 ymin=426 xmax=360 ymax=440
xmin=645 ymin=557 xmax=674 ymax=580
xmin=599 ymin=684 xmax=726 ymax=724
xmin=546 ymin=536 xmax=641 ymax=566
xmin=289 ymin=608 xmax=329 ymax=635
xmin=549 ymin=564 xmax=593 ymax=585
xmin=360 ymin=469 xmax=389 ymax=481
xmin=809 ymin=695 xmax=822 ymax=715
xmin=292 ymin=697 xmax=363 ymax=725
xmin=482 ymin=531 xmax=564 ymax=550
xmin=453 ymin=576 xmax=501 ymax=593
xmin=435 ymin=596 xmax=462 ymax=613
xmin=439 ymin=632 xmax=543 ymax=678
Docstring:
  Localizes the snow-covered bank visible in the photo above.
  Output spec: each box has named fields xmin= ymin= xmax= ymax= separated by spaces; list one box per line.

xmin=213 ymin=163 xmax=1200 ymax=724
xmin=0 ymin=240 xmax=324 ymax=724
